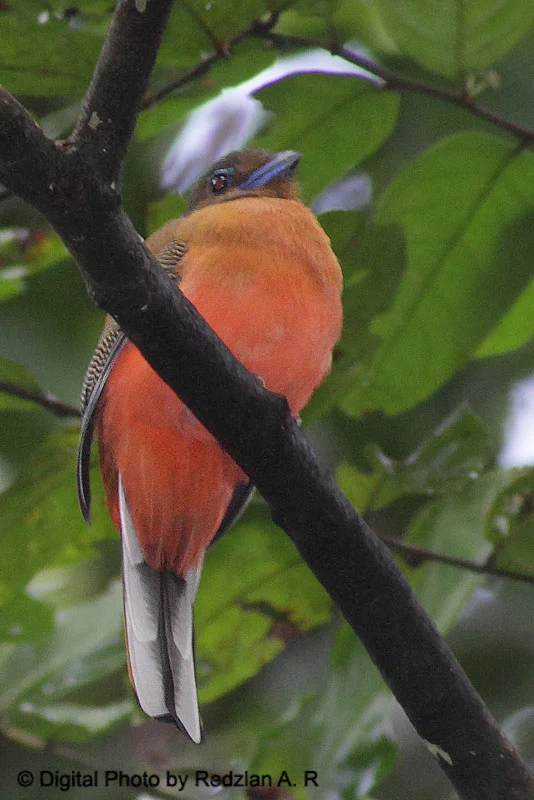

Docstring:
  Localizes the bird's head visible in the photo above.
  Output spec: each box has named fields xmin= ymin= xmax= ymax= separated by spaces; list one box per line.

xmin=185 ymin=148 xmax=301 ymax=214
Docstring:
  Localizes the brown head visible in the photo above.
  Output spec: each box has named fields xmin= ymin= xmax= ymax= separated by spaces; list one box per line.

xmin=185 ymin=148 xmax=301 ymax=214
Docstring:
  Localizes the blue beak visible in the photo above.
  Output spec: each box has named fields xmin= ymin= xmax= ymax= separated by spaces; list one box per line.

xmin=239 ymin=150 xmax=301 ymax=190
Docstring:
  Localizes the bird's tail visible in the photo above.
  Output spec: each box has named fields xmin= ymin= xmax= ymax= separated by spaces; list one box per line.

xmin=118 ymin=477 xmax=202 ymax=743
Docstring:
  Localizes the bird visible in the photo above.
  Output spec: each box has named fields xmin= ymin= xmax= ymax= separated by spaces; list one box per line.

xmin=77 ymin=148 xmax=343 ymax=743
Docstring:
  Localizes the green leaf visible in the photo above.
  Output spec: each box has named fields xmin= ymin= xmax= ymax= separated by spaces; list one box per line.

xmin=196 ymin=505 xmax=331 ymax=703
xmin=254 ymin=624 xmax=395 ymax=800
xmin=333 ymin=0 xmax=398 ymax=54
xmin=0 ymin=429 xmax=115 ymax=631
xmin=476 ymin=272 xmax=534 ymax=358
xmin=290 ymin=0 xmax=342 ymax=16
xmin=0 ymin=592 xmax=54 ymax=643
xmin=0 ymin=229 xmax=71 ymax=304
xmin=338 ymin=406 xmax=490 ymax=512
xmin=12 ymin=700 xmax=131 ymax=742
xmin=146 ymin=194 xmax=186 ymax=235
xmin=305 ymin=211 xmax=406 ymax=421
xmin=0 ymin=581 xmax=125 ymax=716
xmin=377 ymin=0 xmax=534 ymax=79
xmin=172 ymin=0 xmax=268 ymax=46
xmin=405 ymin=469 xmax=528 ymax=632
xmin=494 ymin=518 xmax=534 ymax=578
xmin=0 ymin=11 xmax=104 ymax=97
xmin=342 ymin=133 xmax=534 ymax=417
xmin=486 ymin=469 xmax=534 ymax=578
xmin=254 ymin=73 xmax=399 ymax=201
xmin=158 ymin=0 xmax=276 ymax=70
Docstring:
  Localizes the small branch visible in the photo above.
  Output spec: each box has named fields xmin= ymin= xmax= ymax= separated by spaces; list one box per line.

xmin=0 ymin=381 xmax=80 ymax=418
xmin=256 ymin=30 xmax=534 ymax=144
xmin=180 ymin=0 xmax=228 ymax=56
xmin=140 ymin=20 xmax=533 ymax=145
xmin=333 ymin=42 xmax=534 ymax=143
xmin=70 ymin=0 xmax=175 ymax=183
xmin=141 ymin=12 xmax=280 ymax=109
xmin=380 ymin=533 xmax=534 ymax=586
xmin=142 ymin=51 xmax=221 ymax=110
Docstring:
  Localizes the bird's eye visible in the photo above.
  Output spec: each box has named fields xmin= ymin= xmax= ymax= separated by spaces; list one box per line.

xmin=210 ymin=172 xmax=229 ymax=194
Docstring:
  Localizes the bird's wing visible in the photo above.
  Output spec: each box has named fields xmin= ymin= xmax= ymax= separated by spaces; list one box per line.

xmin=211 ymin=480 xmax=255 ymax=545
xmin=77 ymin=320 xmax=126 ymax=523
xmin=76 ymin=238 xmax=187 ymax=522
xmin=119 ymin=477 xmax=203 ymax=743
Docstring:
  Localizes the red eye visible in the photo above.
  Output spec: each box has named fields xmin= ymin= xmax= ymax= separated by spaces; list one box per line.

xmin=210 ymin=173 xmax=228 ymax=193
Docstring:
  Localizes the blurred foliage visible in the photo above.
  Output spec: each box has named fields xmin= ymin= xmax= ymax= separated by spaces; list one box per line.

xmin=1 ymin=1 xmax=534 ymax=799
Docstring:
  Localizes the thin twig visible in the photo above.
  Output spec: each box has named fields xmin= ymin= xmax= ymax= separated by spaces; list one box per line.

xmin=141 ymin=12 xmax=280 ymax=109
xmin=380 ymin=533 xmax=534 ymax=586
xmin=143 ymin=19 xmax=534 ymax=145
xmin=0 ymin=381 xmax=80 ymax=417
xmin=263 ymin=32 xmax=534 ymax=144
xmin=180 ymin=0 xmax=228 ymax=56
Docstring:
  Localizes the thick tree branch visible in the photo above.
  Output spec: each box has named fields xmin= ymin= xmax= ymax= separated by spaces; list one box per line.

xmin=70 ymin=0 xmax=175 ymax=182
xmin=0 ymin=91 xmax=62 ymax=209
xmin=0 ymin=4 xmax=533 ymax=799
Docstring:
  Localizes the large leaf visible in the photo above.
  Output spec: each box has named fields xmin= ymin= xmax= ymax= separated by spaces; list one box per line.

xmin=196 ymin=505 xmax=331 ymax=703
xmin=405 ymin=468 xmax=529 ymax=632
xmin=158 ymin=0 xmax=277 ymax=67
xmin=342 ymin=133 xmax=534 ymax=417
xmin=0 ymin=8 xmax=104 ymax=97
xmin=489 ymin=470 xmax=534 ymax=579
xmin=304 ymin=210 xmax=406 ymax=421
xmin=377 ymin=0 xmax=534 ymax=79
xmin=337 ymin=406 xmax=490 ymax=512
xmin=476 ymin=272 xmax=534 ymax=357
xmin=0 ymin=429 xmax=115 ymax=643
xmin=0 ymin=581 xmax=127 ymax=741
xmin=253 ymin=624 xmax=395 ymax=800
xmin=254 ymin=72 xmax=399 ymax=201
xmin=11 ymin=699 xmax=131 ymax=742
xmin=0 ymin=229 xmax=69 ymax=303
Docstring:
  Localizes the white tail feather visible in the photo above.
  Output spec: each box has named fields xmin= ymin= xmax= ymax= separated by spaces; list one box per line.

xmin=118 ymin=477 xmax=202 ymax=742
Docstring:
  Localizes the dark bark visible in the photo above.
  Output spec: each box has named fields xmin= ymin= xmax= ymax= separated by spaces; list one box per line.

xmin=0 ymin=2 xmax=533 ymax=798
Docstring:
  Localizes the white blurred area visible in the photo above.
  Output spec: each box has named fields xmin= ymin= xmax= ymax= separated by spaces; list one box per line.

xmin=499 ymin=374 xmax=534 ymax=467
xmin=160 ymin=45 xmax=381 ymax=197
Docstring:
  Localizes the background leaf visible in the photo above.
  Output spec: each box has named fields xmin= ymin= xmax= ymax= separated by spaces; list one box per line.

xmin=197 ymin=505 xmax=331 ymax=703
xmin=254 ymin=73 xmax=399 ymax=201
xmin=376 ymin=0 xmax=534 ymax=78
xmin=341 ymin=133 xmax=534 ymax=417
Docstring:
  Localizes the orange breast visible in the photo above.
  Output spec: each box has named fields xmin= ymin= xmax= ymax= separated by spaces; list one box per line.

xmin=98 ymin=197 xmax=342 ymax=575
